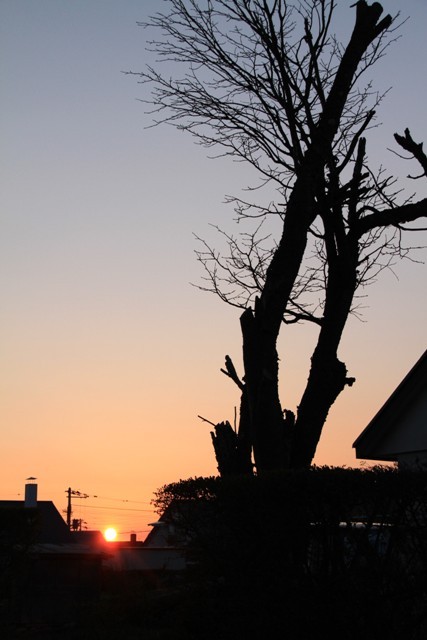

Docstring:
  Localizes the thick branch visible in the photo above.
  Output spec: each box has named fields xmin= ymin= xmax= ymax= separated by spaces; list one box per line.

xmin=355 ymin=199 xmax=427 ymax=237
xmin=220 ymin=355 xmax=245 ymax=391
xmin=394 ymin=128 xmax=427 ymax=177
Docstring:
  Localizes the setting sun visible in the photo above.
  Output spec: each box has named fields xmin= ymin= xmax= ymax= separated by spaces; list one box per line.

xmin=104 ymin=527 xmax=117 ymax=542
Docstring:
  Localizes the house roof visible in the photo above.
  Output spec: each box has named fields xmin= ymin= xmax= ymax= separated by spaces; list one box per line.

xmin=0 ymin=500 xmax=74 ymax=544
xmin=72 ymin=529 xmax=106 ymax=546
xmin=144 ymin=500 xmax=210 ymax=548
xmin=353 ymin=349 xmax=427 ymax=462
xmin=144 ymin=503 xmax=178 ymax=547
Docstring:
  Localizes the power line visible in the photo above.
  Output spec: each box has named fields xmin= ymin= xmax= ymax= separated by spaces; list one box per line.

xmin=91 ymin=495 xmax=152 ymax=505
xmin=118 ymin=530 xmax=151 ymax=534
xmin=77 ymin=503 xmax=155 ymax=513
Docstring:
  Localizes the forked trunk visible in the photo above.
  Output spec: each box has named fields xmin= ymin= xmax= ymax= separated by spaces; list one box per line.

xmin=240 ymin=307 xmax=290 ymax=472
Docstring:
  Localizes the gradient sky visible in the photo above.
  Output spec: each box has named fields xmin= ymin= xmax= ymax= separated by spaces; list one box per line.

xmin=1 ymin=0 xmax=426 ymax=540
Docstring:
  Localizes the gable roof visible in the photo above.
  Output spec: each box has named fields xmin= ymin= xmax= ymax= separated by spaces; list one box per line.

xmin=0 ymin=500 xmax=74 ymax=544
xmin=144 ymin=500 xmax=214 ymax=548
xmin=144 ymin=503 xmax=184 ymax=548
xmin=353 ymin=349 xmax=427 ymax=462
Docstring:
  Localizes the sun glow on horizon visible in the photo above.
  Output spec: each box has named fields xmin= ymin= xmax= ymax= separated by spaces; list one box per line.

xmin=104 ymin=527 xmax=117 ymax=542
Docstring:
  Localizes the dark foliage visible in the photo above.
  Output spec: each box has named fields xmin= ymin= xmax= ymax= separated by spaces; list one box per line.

xmin=3 ymin=468 xmax=426 ymax=638
xmin=150 ymin=467 xmax=427 ymax=639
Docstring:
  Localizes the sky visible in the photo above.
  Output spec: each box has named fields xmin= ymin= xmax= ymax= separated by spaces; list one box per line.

xmin=1 ymin=0 xmax=426 ymax=540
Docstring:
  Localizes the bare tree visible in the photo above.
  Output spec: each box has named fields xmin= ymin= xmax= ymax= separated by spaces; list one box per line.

xmin=132 ymin=0 xmax=427 ymax=474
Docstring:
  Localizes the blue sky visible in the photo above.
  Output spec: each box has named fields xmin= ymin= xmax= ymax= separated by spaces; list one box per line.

xmin=1 ymin=0 xmax=426 ymax=537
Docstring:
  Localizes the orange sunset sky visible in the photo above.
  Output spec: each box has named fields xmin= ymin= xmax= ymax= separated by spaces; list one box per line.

xmin=1 ymin=0 xmax=426 ymax=540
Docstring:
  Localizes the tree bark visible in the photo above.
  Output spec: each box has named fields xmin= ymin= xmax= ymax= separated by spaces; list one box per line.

xmin=239 ymin=2 xmax=393 ymax=473
xmin=290 ymin=265 xmax=357 ymax=468
xmin=241 ymin=304 xmax=289 ymax=471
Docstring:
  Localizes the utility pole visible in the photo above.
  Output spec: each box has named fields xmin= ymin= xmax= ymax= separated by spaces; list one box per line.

xmin=66 ymin=487 xmax=72 ymax=529
xmin=65 ymin=487 xmax=89 ymax=529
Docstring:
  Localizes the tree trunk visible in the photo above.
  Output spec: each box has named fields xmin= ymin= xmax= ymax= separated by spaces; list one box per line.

xmin=291 ymin=256 xmax=357 ymax=468
xmin=240 ymin=305 xmax=289 ymax=471
xmin=235 ymin=2 xmax=392 ymax=474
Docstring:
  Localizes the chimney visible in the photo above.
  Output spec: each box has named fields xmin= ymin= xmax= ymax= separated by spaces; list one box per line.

xmin=24 ymin=477 xmax=37 ymax=508
xmin=130 ymin=533 xmax=137 ymax=544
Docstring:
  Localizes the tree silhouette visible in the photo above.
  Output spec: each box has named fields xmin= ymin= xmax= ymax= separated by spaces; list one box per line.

xmin=134 ymin=1 xmax=427 ymax=474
